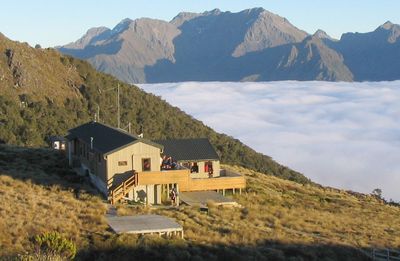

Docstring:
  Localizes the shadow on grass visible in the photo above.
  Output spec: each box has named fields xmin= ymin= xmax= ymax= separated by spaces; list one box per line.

xmin=77 ymin=236 xmax=374 ymax=261
xmin=0 ymin=144 xmax=100 ymax=197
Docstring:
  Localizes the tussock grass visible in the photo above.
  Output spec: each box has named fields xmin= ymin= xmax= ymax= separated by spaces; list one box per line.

xmin=0 ymin=145 xmax=107 ymax=256
xmin=1 ymin=145 xmax=398 ymax=259
xmin=117 ymin=165 xmax=400 ymax=251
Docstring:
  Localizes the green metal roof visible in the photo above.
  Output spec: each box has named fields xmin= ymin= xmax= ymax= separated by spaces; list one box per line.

xmin=67 ymin=121 xmax=162 ymax=155
xmin=154 ymin=138 xmax=219 ymax=161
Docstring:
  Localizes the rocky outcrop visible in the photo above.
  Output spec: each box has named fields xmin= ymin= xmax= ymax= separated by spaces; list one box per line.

xmin=232 ymin=9 xmax=307 ymax=57
xmin=5 ymin=49 xmax=24 ymax=87
xmin=277 ymin=36 xmax=353 ymax=81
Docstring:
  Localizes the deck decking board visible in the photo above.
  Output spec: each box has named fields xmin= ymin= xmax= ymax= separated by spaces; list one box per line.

xmin=107 ymin=214 xmax=183 ymax=238
xmin=180 ymin=191 xmax=238 ymax=206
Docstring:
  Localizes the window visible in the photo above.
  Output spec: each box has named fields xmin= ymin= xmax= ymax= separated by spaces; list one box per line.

xmin=182 ymin=162 xmax=191 ymax=169
xmin=142 ymin=158 xmax=151 ymax=172
xmin=190 ymin=162 xmax=199 ymax=173
xmin=118 ymin=161 xmax=127 ymax=166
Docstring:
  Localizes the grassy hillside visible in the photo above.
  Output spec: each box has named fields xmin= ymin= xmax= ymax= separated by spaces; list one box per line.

xmin=0 ymin=33 xmax=308 ymax=184
xmin=1 ymin=146 xmax=399 ymax=260
xmin=0 ymin=145 xmax=107 ymax=257
xmin=116 ymin=166 xmax=400 ymax=255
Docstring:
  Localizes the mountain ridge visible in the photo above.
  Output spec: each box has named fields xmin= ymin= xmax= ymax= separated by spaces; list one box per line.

xmin=57 ymin=8 xmax=400 ymax=83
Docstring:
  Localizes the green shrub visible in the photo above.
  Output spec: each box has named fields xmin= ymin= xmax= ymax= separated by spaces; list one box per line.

xmin=32 ymin=232 xmax=76 ymax=259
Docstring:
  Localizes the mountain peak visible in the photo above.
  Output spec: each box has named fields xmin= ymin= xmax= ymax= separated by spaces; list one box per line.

xmin=313 ymin=29 xmax=336 ymax=41
xmin=380 ymin=21 xmax=394 ymax=30
xmin=87 ymin=26 xmax=110 ymax=35
xmin=242 ymin=7 xmax=266 ymax=14
xmin=170 ymin=11 xmax=202 ymax=26
xmin=203 ymin=8 xmax=221 ymax=16
xmin=120 ymin=18 xmax=133 ymax=23
xmin=113 ymin=18 xmax=133 ymax=33
xmin=170 ymin=9 xmax=222 ymax=27
xmin=62 ymin=26 xmax=111 ymax=49
xmin=376 ymin=20 xmax=400 ymax=43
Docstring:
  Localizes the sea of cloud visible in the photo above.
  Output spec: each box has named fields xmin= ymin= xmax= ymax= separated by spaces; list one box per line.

xmin=139 ymin=81 xmax=400 ymax=201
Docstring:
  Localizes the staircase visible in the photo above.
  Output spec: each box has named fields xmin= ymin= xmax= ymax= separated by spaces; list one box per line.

xmin=109 ymin=172 xmax=137 ymax=205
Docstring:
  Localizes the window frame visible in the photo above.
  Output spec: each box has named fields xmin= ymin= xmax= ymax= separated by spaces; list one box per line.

xmin=190 ymin=162 xmax=199 ymax=173
xmin=142 ymin=158 xmax=151 ymax=172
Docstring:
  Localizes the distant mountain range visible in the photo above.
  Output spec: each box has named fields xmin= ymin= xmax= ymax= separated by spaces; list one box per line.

xmin=58 ymin=8 xmax=400 ymax=83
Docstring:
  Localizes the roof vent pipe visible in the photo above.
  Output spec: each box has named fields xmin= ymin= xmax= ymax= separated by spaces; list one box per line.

xmin=138 ymin=125 xmax=144 ymax=138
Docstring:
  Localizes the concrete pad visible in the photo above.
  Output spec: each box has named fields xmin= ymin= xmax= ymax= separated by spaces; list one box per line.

xmin=107 ymin=214 xmax=183 ymax=235
xmin=180 ymin=191 xmax=238 ymax=207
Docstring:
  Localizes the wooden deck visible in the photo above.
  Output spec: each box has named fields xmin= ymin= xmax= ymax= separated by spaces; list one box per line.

xmin=136 ymin=168 xmax=246 ymax=192
xmin=107 ymin=214 xmax=183 ymax=238
xmin=188 ymin=176 xmax=245 ymax=192
xmin=137 ymin=169 xmax=189 ymax=189
xmin=180 ymin=191 xmax=238 ymax=206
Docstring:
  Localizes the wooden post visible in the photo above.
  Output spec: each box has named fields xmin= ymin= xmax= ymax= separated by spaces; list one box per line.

xmin=68 ymin=141 xmax=73 ymax=167
xmin=239 ymin=188 xmax=242 ymax=195
xmin=176 ymin=183 xmax=180 ymax=207
xmin=162 ymin=184 xmax=168 ymax=199
xmin=222 ymin=189 xmax=225 ymax=196
xmin=111 ymin=190 xmax=114 ymax=205
xmin=145 ymin=185 xmax=148 ymax=206
xmin=233 ymin=188 xmax=235 ymax=195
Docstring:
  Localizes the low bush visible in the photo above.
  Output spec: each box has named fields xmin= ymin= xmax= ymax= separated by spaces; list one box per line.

xmin=32 ymin=232 xmax=76 ymax=259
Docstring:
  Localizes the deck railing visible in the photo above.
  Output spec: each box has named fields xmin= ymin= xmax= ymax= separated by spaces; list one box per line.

xmin=136 ymin=169 xmax=190 ymax=189
xmin=372 ymin=249 xmax=400 ymax=260
xmin=136 ymin=169 xmax=246 ymax=192
xmin=189 ymin=175 xmax=246 ymax=191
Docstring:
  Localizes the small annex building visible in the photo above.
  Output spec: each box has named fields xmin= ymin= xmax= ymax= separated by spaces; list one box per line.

xmin=66 ymin=121 xmax=245 ymax=205
xmin=49 ymin=136 xmax=66 ymax=151
xmin=155 ymin=138 xmax=220 ymax=179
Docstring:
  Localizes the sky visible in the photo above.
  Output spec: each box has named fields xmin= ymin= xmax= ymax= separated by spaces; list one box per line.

xmin=140 ymin=81 xmax=400 ymax=202
xmin=1 ymin=0 xmax=399 ymax=47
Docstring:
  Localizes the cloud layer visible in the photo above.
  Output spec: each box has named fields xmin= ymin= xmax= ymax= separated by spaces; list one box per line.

xmin=139 ymin=81 xmax=400 ymax=201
